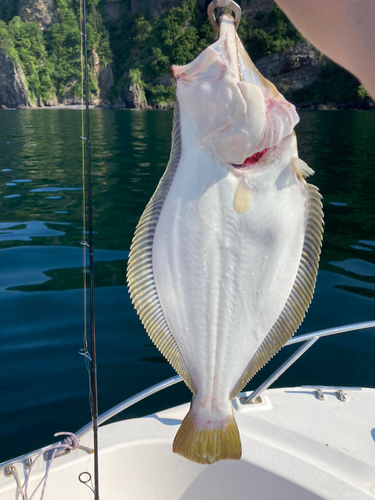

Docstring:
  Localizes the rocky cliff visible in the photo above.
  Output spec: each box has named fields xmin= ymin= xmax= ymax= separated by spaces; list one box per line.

xmin=256 ymin=40 xmax=323 ymax=94
xmin=0 ymin=49 xmax=31 ymax=108
xmin=19 ymin=0 xmax=58 ymax=30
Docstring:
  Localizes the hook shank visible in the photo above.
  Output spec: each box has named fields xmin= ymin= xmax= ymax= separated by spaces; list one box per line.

xmin=207 ymin=0 xmax=242 ymax=32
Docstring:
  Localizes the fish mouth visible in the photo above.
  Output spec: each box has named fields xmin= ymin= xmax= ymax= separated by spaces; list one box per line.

xmin=231 ymin=148 xmax=270 ymax=170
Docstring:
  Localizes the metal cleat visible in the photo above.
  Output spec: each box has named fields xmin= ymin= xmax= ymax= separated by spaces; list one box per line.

xmin=240 ymin=395 xmax=263 ymax=405
xmin=315 ymin=389 xmax=325 ymax=401
xmin=5 ymin=466 xmax=13 ymax=477
xmin=336 ymin=389 xmax=348 ymax=402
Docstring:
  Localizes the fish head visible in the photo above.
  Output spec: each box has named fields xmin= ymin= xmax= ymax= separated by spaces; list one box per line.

xmin=172 ymin=15 xmax=299 ymax=170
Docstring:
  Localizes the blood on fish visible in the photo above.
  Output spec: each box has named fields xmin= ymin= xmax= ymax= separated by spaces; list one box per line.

xmin=231 ymin=148 xmax=270 ymax=169
xmin=242 ymin=148 xmax=269 ymax=166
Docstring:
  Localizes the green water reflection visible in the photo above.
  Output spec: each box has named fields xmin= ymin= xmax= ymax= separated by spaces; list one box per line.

xmin=0 ymin=109 xmax=173 ymax=253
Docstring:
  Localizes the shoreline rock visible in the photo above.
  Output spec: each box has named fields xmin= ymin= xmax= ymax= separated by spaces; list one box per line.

xmin=0 ymin=49 xmax=32 ymax=108
xmin=125 ymin=77 xmax=149 ymax=109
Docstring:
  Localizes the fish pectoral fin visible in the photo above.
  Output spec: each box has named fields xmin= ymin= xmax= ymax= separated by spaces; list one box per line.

xmin=173 ymin=405 xmax=241 ymax=465
xmin=292 ymin=156 xmax=315 ymax=179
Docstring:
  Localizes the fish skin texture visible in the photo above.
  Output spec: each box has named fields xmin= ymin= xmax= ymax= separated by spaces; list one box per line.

xmin=127 ymin=15 xmax=323 ymax=465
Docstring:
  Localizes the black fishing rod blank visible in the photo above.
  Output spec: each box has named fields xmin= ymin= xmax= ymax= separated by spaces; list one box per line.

xmin=82 ymin=0 xmax=99 ymax=498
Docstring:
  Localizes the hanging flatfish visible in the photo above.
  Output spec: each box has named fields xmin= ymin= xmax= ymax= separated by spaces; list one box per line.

xmin=127 ymin=15 xmax=323 ymax=465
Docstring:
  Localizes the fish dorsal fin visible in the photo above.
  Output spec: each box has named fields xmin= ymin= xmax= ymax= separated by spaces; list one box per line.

xmin=230 ymin=181 xmax=324 ymax=399
xmin=127 ymin=104 xmax=197 ymax=394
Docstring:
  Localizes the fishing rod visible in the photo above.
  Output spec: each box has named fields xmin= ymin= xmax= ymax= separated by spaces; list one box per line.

xmin=81 ymin=0 xmax=99 ymax=498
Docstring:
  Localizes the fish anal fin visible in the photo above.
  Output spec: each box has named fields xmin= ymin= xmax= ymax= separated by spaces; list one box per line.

xmin=173 ymin=406 xmax=241 ymax=465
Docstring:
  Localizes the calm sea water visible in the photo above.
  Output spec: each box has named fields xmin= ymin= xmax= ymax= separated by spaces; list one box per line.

xmin=0 ymin=109 xmax=374 ymax=463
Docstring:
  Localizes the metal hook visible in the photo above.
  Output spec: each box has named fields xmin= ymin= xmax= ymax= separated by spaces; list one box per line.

xmin=207 ymin=0 xmax=241 ymax=32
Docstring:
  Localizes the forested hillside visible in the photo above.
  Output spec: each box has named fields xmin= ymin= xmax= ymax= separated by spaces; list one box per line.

xmin=0 ymin=0 xmax=372 ymax=109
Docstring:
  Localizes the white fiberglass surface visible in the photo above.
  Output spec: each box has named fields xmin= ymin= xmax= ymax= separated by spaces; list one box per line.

xmin=98 ymin=442 xmax=324 ymax=500
xmin=0 ymin=442 xmax=323 ymax=500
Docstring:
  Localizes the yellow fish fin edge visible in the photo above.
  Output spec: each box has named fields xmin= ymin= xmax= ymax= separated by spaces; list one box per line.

xmin=230 ymin=182 xmax=324 ymax=399
xmin=127 ymin=103 xmax=197 ymax=395
xmin=173 ymin=407 xmax=241 ymax=465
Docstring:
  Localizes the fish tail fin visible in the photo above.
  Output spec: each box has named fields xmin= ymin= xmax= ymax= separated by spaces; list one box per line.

xmin=172 ymin=403 xmax=241 ymax=465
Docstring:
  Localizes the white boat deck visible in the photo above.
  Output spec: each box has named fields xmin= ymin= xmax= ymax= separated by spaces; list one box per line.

xmin=1 ymin=386 xmax=375 ymax=500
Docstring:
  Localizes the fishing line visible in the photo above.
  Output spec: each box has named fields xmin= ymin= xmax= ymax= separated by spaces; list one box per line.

xmin=79 ymin=0 xmax=100 ymax=498
xmin=79 ymin=0 xmax=92 ymax=409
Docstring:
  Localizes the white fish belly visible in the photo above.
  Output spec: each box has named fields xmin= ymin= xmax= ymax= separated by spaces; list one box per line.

xmin=152 ymin=112 xmax=307 ymax=412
